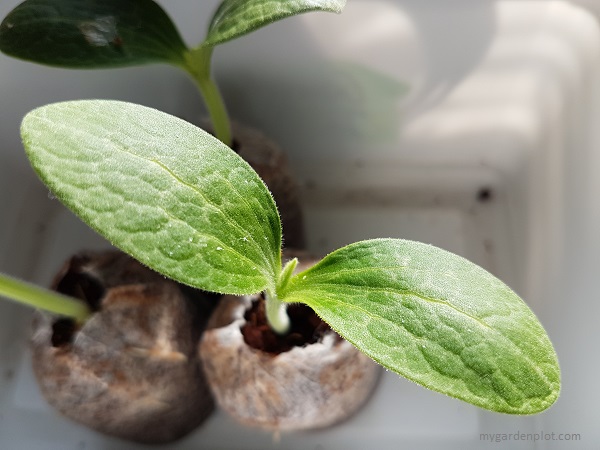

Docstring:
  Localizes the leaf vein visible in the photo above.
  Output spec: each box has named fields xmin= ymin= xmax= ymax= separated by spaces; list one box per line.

xmin=303 ymin=281 xmax=492 ymax=330
xmin=114 ymin=146 xmax=273 ymax=270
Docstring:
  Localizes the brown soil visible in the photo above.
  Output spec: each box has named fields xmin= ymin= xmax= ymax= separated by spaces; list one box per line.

xmin=240 ymin=295 xmax=338 ymax=354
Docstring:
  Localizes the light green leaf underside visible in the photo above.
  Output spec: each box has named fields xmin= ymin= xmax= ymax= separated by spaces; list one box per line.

xmin=21 ymin=100 xmax=281 ymax=294
xmin=205 ymin=0 xmax=346 ymax=46
xmin=0 ymin=0 xmax=186 ymax=68
xmin=283 ymin=239 xmax=560 ymax=414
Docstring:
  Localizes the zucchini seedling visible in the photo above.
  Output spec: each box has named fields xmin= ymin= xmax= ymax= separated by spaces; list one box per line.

xmin=2 ymin=99 xmax=560 ymax=416
xmin=0 ymin=0 xmax=344 ymax=250
xmin=0 ymin=0 xmax=347 ymax=147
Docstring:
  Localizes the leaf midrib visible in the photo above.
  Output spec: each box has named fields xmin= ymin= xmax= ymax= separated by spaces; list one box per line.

xmin=114 ymin=146 xmax=276 ymax=281
xmin=296 ymin=288 xmax=555 ymax=405
xmin=287 ymin=282 xmax=556 ymax=389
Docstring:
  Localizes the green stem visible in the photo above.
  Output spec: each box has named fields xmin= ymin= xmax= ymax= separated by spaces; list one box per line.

xmin=265 ymin=288 xmax=290 ymax=335
xmin=182 ymin=45 xmax=232 ymax=147
xmin=264 ymin=258 xmax=298 ymax=334
xmin=0 ymin=272 xmax=91 ymax=324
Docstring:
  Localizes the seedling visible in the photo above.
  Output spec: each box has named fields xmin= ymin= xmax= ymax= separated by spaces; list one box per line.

xmin=0 ymin=99 xmax=560 ymax=415
xmin=0 ymin=271 xmax=91 ymax=323
xmin=0 ymin=0 xmax=347 ymax=146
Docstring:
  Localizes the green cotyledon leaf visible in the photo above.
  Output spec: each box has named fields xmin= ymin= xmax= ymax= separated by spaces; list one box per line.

xmin=281 ymin=239 xmax=560 ymax=414
xmin=21 ymin=100 xmax=281 ymax=295
xmin=0 ymin=0 xmax=186 ymax=67
xmin=204 ymin=0 xmax=346 ymax=46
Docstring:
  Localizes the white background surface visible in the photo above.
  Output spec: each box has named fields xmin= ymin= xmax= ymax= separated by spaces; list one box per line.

xmin=0 ymin=1 xmax=599 ymax=448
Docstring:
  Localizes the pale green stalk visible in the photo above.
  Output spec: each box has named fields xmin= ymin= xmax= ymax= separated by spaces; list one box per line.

xmin=0 ymin=272 xmax=91 ymax=324
xmin=182 ymin=45 xmax=232 ymax=147
xmin=264 ymin=257 xmax=299 ymax=334
xmin=265 ymin=288 xmax=290 ymax=335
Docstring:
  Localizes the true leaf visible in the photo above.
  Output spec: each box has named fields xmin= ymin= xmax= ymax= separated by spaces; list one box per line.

xmin=204 ymin=0 xmax=347 ymax=46
xmin=0 ymin=0 xmax=187 ymax=67
xmin=21 ymin=100 xmax=281 ymax=294
xmin=282 ymin=239 xmax=560 ymax=414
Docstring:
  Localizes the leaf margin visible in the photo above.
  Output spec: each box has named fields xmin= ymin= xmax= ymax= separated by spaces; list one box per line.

xmin=204 ymin=0 xmax=347 ymax=46
xmin=0 ymin=0 xmax=188 ymax=68
xmin=280 ymin=238 xmax=561 ymax=414
xmin=20 ymin=99 xmax=282 ymax=295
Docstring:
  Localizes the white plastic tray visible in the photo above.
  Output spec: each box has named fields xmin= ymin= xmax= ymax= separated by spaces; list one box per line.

xmin=1 ymin=1 xmax=598 ymax=448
